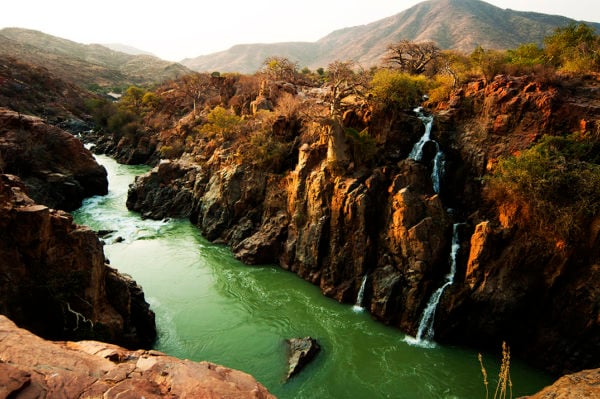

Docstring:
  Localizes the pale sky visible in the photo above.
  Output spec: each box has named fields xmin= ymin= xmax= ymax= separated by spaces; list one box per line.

xmin=1 ymin=1 xmax=598 ymax=61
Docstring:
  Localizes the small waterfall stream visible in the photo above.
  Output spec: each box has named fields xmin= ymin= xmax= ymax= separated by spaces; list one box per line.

xmin=406 ymin=223 xmax=461 ymax=348
xmin=352 ymin=275 xmax=368 ymax=312
xmin=409 ymin=108 xmax=445 ymax=194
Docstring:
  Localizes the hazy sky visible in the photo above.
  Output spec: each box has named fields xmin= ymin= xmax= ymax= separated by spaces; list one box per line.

xmin=1 ymin=0 xmax=599 ymax=61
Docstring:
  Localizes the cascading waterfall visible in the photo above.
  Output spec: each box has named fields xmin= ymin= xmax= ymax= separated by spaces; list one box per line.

xmin=405 ymin=223 xmax=461 ymax=348
xmin=431 ymin=145 xmax=445 ymax=194
xmin=408 ymin=108 xmax=434 ymax=161
xmin=352 ymin=274 xmax=368 ymax=312
xmin=409 ymin=108 xmax=445 ymax=194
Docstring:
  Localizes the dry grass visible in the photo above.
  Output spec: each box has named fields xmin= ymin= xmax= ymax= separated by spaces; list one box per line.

xmin=479 ymin=342 xmax=513 ymax=399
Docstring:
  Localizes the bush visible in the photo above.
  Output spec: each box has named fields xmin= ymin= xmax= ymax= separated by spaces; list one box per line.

xmin=345 ymin=127 xmax=377 ymax=166
xmin=370 ymin=69 xmax=430 ymax=109
xmin=485 ymin=133 xmax=600 ymax=244
xmin=199 ymin=106 xmax=243 ymax=140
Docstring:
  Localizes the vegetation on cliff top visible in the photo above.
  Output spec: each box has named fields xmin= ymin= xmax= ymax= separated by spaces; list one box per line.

xmin=486 ymin=133 xmax=600 ymax=245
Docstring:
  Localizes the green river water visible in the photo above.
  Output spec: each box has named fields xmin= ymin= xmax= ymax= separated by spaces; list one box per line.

xmin=72 ymin=155 xmax=552 ymax=399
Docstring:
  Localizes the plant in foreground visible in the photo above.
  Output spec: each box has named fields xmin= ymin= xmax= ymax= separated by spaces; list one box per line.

xmin=479 ymin=341 xmax=513 ymax=399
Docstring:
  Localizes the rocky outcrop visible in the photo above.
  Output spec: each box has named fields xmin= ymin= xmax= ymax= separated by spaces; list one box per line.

xmin=518 ymin=368 xmax=600 ymax=399
xmin=0 ymin=107 xmax=108 ymax=210
xmin=0 ymin=173 xmax=155 ymax=348
xmin=126 ymin=159 xmax=200 ymax=219
xmin=0 ymin=315 xmax=275 ymax=399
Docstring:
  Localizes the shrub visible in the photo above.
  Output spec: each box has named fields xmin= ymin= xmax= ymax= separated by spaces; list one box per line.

xmin=485 ymin=133 xmax=600 ymax=244
xmin=345 ymin=127 xmax=377 ymax=166
xmin=370 ymin=69 xmax=430 ymax=109
xmin=199 ymin=106 xmax=243 ymax=140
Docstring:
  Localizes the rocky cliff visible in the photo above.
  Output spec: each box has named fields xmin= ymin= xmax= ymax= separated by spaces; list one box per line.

xmin=0 ymin=315 xmax=274 ymax=399
xmin=0 ymin=173 xmax=156 ymax=348
xmin=125 ymin=73 xmax=600 ymax=376
xmin=0 ymin=107 xmax=108 ymax=210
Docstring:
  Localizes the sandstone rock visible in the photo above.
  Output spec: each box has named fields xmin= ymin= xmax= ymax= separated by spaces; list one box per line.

xmin=286 ymin=337 xmax=320 ymax=381
xmin=0 ymin=315 xmax=275 ymax=399
xmin=0 ymin=174 xmax=156 ymax=348
xmin=518 ymin=368 xmax=600 ymax=399
xmin=0 ymin=107 xmax=108 ymax=210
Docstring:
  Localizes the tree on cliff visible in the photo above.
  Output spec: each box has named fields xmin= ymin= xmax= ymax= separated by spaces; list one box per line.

xmin=260 ymin=56 xmax=298 ymax=82
xmin=544 ymin=23 xmax=600 ymax=72
xmin=324 ymin=60 xmax=369 ymax=120
xmin=383 ymin=40 xmax=441 ymax=76
xmin=180 ymin=73 xmax=215 ymax=113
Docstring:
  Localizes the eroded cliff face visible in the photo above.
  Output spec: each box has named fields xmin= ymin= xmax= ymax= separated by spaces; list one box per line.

xmin=0 ymin=107 xmax=108 ymax=210
xmin=0 ymin=315 xmax=274 ymax=399
xmin=0 ymin=173 xmax=156 ymax=348
xmin=126 ymin=74 xmax=600 ymax=375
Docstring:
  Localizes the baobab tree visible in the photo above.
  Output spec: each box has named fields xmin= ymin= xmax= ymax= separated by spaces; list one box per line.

xmin=383 ymin=40 xmax=441 ymax=75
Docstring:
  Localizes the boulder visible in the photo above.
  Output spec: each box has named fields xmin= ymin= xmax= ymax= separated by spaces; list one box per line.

xmin=0 ymin=315 xmax=275 ymax=399
xmin=518 ymin=368 xmax=600 ymax=399
xmin=0 ymin=107 xmax=107 ymax=210
xmin=286 ymin=337 xmax=321 ymax=381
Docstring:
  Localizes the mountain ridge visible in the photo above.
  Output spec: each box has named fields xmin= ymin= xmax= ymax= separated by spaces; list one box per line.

xmin=182 ymin=0 xmax=600 ymax=73
xmin=0 ymin=27 xmax=190 ymax=88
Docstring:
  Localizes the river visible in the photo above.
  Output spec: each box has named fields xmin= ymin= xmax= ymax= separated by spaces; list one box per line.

xmin=72 ymin=155 xmax=551 ymax=399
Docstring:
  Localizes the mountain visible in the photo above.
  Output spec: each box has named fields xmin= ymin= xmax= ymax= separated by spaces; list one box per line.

xmin=0 ymin=27 xmax=191 ymax=88
xmin=101 ymin=43 xmax=155 ymax=56
xmin=182 ymin=0 xmax=600 ymax=74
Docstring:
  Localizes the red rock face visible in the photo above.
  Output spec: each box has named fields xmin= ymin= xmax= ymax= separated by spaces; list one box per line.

xmin=0 ymin=173 xmax=156 ymax=348
xmin=518 ymin=368 xmax=600 ymax=399
xmin=0 ymin=315 xmax=275 ymax=399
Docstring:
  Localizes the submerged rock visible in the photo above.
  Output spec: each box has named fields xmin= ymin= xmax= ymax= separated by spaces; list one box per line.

xmin=0 ymin=315 xmax=275 ymax=399
xmin=286 ymin=336 xmax=321 ymax=380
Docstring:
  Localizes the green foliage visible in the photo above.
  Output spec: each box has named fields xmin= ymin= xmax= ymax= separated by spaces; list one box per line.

xmin=370 ymin=69 xmax=429 ymax=108
xmin=120 ymin=86 xmax=147 ymax=112
xmin=237 ymin=129 xmax=290 ymax=172
xmin=506 ymin=43 xmax=545 ymax=67
xmin=544 ymin=23 xmax=600 ymax=72
xmin=486 ymin=133 xmax=600 ymax=244
xmin=470 ymin=46 xmax=508 ymax=83
xmin=199 ymin=106 xmax=243 ymax=140
xmin=345 ymin=127 xmax=377 ymax=166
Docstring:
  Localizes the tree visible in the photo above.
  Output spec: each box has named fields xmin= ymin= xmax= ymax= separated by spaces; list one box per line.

xmin=324 ymin=60 xmax=369 ymax=118
xmin=120 ymin=86 xmax=147 ymax=112
xmin=544 ymin=23 xmax=600 ymax=72
xmin=470 ymin=46 xmax=507 ymax=84
xmin=260 ymin=56 xmax=298 ymax=82
xmin=506 ymin=43 xmax=545 ymax=67
xmin=383 ymin=40 xmax=441 ymax=75
xmin=180 ymin=73 xmax=214 ymax=113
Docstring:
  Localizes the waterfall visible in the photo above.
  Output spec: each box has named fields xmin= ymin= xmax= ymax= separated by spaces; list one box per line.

xmin=431 ymin=145 xmax=445 ymax=194
xmin=405 ymin=223 xmax=461 ymax=347
xmin=408 ymin=110 xmax=434 ymax=161
xmin=409 ymin=108 xmax=445 ymax=194
xmin=352 ymin=275 xmax=368 ymax=313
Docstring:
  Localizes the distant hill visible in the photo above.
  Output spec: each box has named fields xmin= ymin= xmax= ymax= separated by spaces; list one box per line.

xmin=101 ymin=43 xmax=155 ymax=56
xmin=182 ymin=0 xmax=600 ymax=74
xmin=0 ymin=28 xmax=191 ymax=89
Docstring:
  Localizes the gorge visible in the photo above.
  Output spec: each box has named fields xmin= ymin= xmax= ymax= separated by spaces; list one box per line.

xmin=73 ymin=154 xmax=551 ymax=398
xmin=1 ymin=5 xmax=600 ymax=396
